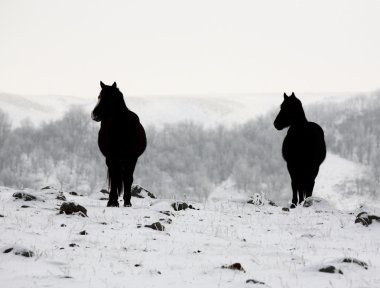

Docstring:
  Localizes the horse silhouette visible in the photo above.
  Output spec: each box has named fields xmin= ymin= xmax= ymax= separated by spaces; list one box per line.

xmin=92 ymin=81 xmax=146 ymax=207
xmin=274 ymin=93 xmax=326 ymax=207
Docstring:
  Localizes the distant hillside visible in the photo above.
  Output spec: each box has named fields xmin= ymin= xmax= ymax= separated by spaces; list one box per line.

xmin=307 ymin=90 xmax=380 ymax=197
xmin=0 ymin=92 xmax=350 ymax=127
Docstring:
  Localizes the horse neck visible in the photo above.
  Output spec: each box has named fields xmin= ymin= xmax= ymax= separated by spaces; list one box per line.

xmin=290 ymin=106 xmax=308 ymax=128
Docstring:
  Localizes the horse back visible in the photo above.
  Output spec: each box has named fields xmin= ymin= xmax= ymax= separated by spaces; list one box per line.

xmin=282 ymin=121 xmax=326 ymax=165
xmin=98 ymin=110 xmax=146 ymax=159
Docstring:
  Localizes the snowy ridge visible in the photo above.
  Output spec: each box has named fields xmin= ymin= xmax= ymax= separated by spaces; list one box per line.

xmin=0 ymin=186 xmax=379 ymax=288
xmin=0 ymin=92 xmax=349 ymax=127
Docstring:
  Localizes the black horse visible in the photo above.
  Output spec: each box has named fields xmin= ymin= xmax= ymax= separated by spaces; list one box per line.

xmin=274 ymin=93 xmax=326 ymax=207
xmin=92 ymin=81 xmax=146 ymax=207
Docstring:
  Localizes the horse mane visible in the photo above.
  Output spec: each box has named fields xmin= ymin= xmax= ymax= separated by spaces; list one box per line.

xmin=288 ymin=95 xmax=307 ymax=124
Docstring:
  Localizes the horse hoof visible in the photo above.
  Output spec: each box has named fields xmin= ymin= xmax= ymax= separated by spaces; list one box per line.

xmin=290 ymin=203 xmax=297 ymax=209
xmin=107 ymin=200 xmax=119 ymax=207
xmin=124 ymin=202 xmax=132 ymax=207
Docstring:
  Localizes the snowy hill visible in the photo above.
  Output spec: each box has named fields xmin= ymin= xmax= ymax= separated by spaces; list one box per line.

xmin=0 ymin=186 xmax=379 ymax=288
xmin=0 ymin=92 xmax=349 ymax=127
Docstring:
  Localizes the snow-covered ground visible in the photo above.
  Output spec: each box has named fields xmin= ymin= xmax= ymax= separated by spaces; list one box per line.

xmin=1 ymin=180 xmax=379 ymax=288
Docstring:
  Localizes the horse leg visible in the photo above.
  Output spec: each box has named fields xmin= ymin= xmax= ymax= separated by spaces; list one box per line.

xmin=287 ymin=164 xmax=299 ymax=208
xmin=122 ymin=157 xmax=138 ymax=207
xmin=306 ymin=166 xmax=319 ymax=198
xmin=290 ymin=181 xmax=298 ymax=208
xmin=106 ymin=159 xmax=121 ymax=207
xmin=298 ymin=184 xmax=305 ymax=205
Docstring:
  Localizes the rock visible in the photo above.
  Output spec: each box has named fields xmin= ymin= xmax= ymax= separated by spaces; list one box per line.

xmin=99 ymin=197 xmax=108 ymax=201
xmin=56 ymin=192 xmax=66 ymax=201
xmin=61 ymin=224 xmax=66 ymax=227
xmin=159 ymin=211 xmax=174 ymax=217
xmin=355 ymin=212 xmax=380 ymax=226
xmin=69 ymin=243 xmax=79 ymax=247
xmin=79 ymin=230 xmax=88 ymax=235
xmin=131 ymin=185 xmax=156 ymax=199
xmin=59 ymin=202 xmax=87 ymax=217
xmin=145 ymin=222 xmax=165 ymax=231
xmin=282 ymin=207 xmax=290 ymax=212
xmin=69 ymin=191 xmax=78 ymax=196
xmin=20 ymin=205 xmax=30 ymax=208
xmin=341 ymin=258 xmax=368 ymax=269
xmin=3 ymin=246 xmax=34 ymax=257
xmin=13 ymin=192 xmax=37 ymax=201
xmin=221 ymin=263 xmax=245 ymax=272
xmin=41 ymin=186 xmax=53 ymax=190
xmin=246 ymin=279 xmax=265 ymax=285
xmin=159 ymin=218 xmax=172 ymax=224
xmin=303 ymin=197 xmax=333 ymax=210
xmin=171 ymin=202 xmax=189 ymax=211
xmin=100 ymin=189 xmax=109 ymax=195
xmin=319 ymin=265 xmax=343 ymax=274
xmin=0 ymin=214 xmax=4 ymax=217
xmin=268 ymin=200 xmax=278 ymax=207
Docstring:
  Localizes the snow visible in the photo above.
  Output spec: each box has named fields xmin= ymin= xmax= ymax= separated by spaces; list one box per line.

xmin=1 ymin=182 xmax=379 ymax=288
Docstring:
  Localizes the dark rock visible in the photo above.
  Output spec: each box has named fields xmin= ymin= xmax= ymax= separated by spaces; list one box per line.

xmin=56 ymin=192 xmax=66 ymax=201
xmin=145 ymin=222 xmax=165 ymax=231
xmin=246 ymin=279 xmax=265 ymax=285
xmin=282 ymin=207 xmax=290 ymax=212
xmin=268 ymin=200 xmax=278 ymax=207
xmin=59 ymin=202 xmax=87 ymax=217
xmin=13 ymin=192 xmax=37 ymax=201
xmin=189 ymin=204 xmax=199 ymax=210
xmin=69 ymin=191 xmax=78 ymax=196
xmin=303 ymin=198 xmax=314 ymax=207
xmin=171 ymin=202 xmax=189 ymax=211
xmin=342 ymin=258 xmax=368 ymax=269
xmin=60 ymin=224 xmax=66 ymax=227
xmin=159 ymin=211 xmax=174 ymax=217
xmin=99 ymin=197 xmax=108 ymax=201
xmin=41 ymin=186 xmax=53 ymax=190
xmin=100 ymin=189 xmax=109 ymax=195
xmin=17 ymin=250 xmax=34 ymax=257
xmin=20 ymin=205 xmax=30 ymax=208
xmin=355 ymin=212 xmax=380 ymax=226
xmin=3 ymin=247 xmax=34 ymax=257
xmin=319 ymin=265 xmax=343 ymax=274
xmin=0 ymin=214 xmax=4 ymax=217
xmin=79 ymin=230 xmax=88 ymax=235
xmin=69 ymin=243 xmax=79 ymax=247
xmin=159 ymin=218 xmax=172 ymax=224
xmin=221 ymin=263 xmax=245 ymax=272
xmin=131 ymin=185 xmax=156 ymax=199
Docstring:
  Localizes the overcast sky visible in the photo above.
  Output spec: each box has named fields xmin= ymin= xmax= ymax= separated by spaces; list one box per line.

xmin=0 ymin=0 xmax=379 ymax=98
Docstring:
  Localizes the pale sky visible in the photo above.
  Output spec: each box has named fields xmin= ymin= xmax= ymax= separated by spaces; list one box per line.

xmin=0 ymin=0 xmax=379 ymax=98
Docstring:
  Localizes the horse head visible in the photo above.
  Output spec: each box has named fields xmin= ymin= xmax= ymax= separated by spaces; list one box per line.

xmin=91 ymin=81 xmax=126 ymax=122
xmin=274 ymin=92 xmax=306 ymax=130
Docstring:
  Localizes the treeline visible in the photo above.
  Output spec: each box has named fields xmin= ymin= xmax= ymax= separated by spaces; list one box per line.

xmin=1 ymin=91 xmax=379 ymax=201
xmin=0 ymin=107 xmax=289 ymax=201
xmin=308 ymin=91 xmax=380 ymax=196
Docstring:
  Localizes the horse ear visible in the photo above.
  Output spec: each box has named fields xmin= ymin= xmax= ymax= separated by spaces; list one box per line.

xmin=291 ymin=92 xmax=295 ymax=97
xmin=283 ymin=93 xmax=288 ymax=99
xmin=100 ymin=81 xmax=105 ymax=89
xmin=112 ymin=82 xmax=117 ymax=88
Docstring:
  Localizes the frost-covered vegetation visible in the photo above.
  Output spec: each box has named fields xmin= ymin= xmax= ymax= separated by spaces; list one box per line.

xmin=0 ymin=91 xmax=379 ymax=201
